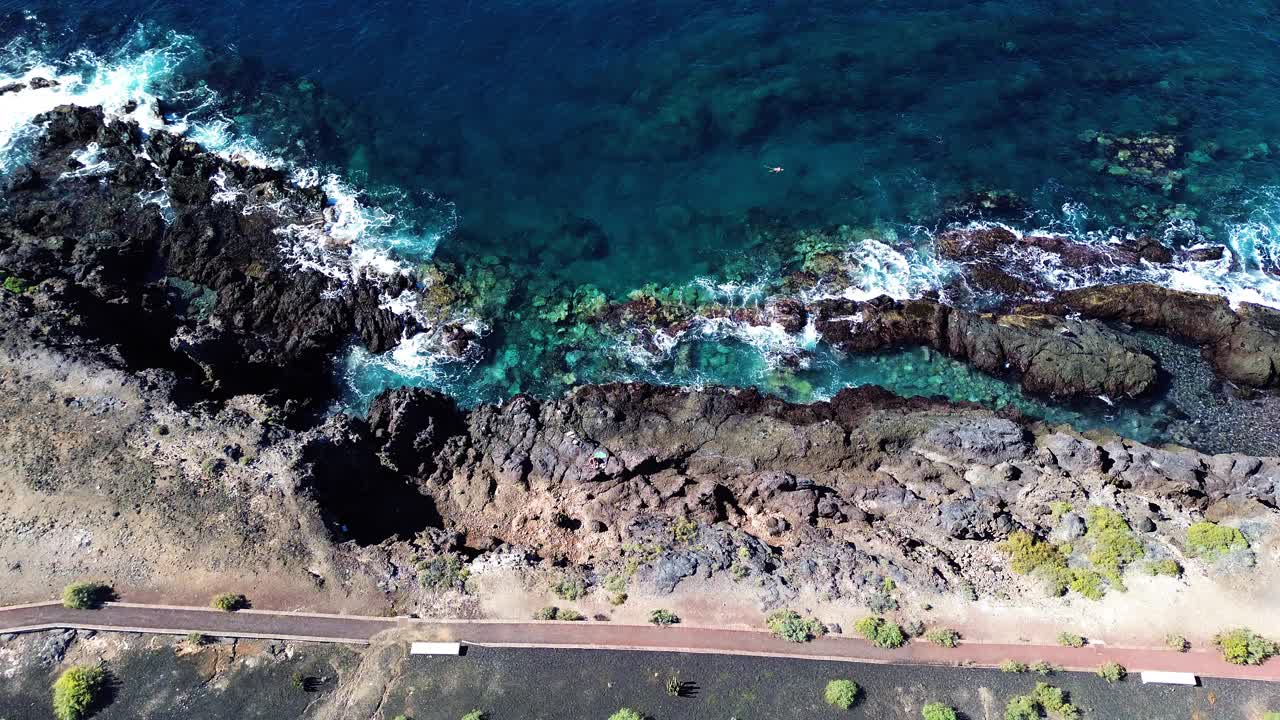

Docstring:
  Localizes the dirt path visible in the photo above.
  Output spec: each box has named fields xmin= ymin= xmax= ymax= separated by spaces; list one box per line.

xmin=3 ymin=600 xmax=1277 ymax=683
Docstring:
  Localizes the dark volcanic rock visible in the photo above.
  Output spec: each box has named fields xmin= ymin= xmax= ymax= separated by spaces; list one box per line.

xmin=367 ymin=387 xmax=467 ymax=476
xmin=1036 ymin=283 xmax=1280 ymax=389
xmin=0 ymin=104 xmax=410 ymax=403
xmin=811 ymin=296 xmax=1157 ymax=398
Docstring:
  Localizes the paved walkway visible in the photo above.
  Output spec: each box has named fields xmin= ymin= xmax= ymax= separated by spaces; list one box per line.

xmin=2 ymin=600 xmax=1277 ymax=682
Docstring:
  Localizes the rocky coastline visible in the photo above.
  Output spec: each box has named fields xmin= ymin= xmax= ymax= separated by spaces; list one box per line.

xmin=1 ymin=103 xmax=1278 ymax=633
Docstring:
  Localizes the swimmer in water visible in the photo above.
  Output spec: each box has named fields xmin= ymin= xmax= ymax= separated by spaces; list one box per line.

xmin=767 ymin=165 xmax=784 ymax=173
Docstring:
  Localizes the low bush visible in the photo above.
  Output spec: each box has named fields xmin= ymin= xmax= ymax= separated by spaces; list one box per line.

xmin=1143 ymin=559 xmax=1183 ymax=577
xmin=1005 ymin=695 xmax=1039 ymax=720
xmin=1214 ymin=627 xmax=1278 ymax=665
xmin=1166 ymin=634 xmax=1189 ymax=652
xmin=1000 ymin=531 xmax=1066 ymax=575
xmin=556 ymin=609 xmax=585 ymax=621
xmin=1096 ymin=661 xmax=1126 ymax=683
xmin=1084 ymin=506 xmax=1144 ymax=583
xmin=551 ymin=575 xmax=587 ymax=601
xmin=867 ymin=589 xmax=899 ymax=613
xmin=925 ymin=628 xmax=960 ymax=648
xmin=211 ymin=593 xmax=248 ymax=612
xmin=1005 ymin=683 xmax=1079 ymax=720
xmin=853 ymin=616 xmax=907 ymax=649
xmin=823 ymin=679 xmax=859 ymax=709
xmin=61 ymin=582 xmax=111 ymax=610
xmin=665 ymin=674 xmax=681 ymax=697
xmin=1066 ymin=568 xmax=1106 ymax=600
xmin=999 ymin=660 xmax=1028 ymax=673
xmin=767 ymin=609 xmax=827 ymax=643
xmin=1056 ymin=632 xmax=1085 ymax=648
xmin=1186 ymin=521 xmax=1249 ymax=559
xmin=418 ymin=554 xmax=470 ymax=592
xmin=671 ymin=516 xmax=698 ymax=543
xmin=186 ymin=632 xmax=208 ymax=647
xmin=534 ymin=606 xmax=560 ymax=620
xmin=608 ymin=709 xmax=644 ymax=720
xmin=2 ymin=275 xmax=28 ymax=294
xmin=52 ymin=665 xmax=106 ymax=720
xmin=649 ymin=609 xmax=680 ymax=626
xmin=603 ymin=573 xmax=628 ymax=595
xmin=1030 ymin=660 xmax=1056 ymax=676
xmin=922 ymin=702 xmax=958 ymax=720
xmin=461 ymin=711 xmax=486 ymax=720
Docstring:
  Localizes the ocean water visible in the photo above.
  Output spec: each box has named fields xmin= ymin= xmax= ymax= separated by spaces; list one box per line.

xmin=3 ymin=1 xmax=1280 ymax=448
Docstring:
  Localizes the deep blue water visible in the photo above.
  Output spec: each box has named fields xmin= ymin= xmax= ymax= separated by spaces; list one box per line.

xmin=4 ymin=1 xmax=1280 ymax=448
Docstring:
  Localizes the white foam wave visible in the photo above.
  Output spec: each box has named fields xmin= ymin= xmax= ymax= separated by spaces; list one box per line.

xmin=0 ymin=28 xmax=210 ymax=172
xmin=0 ymin=23 xmax=467 ymax=388
xmin=828 ymin=236 xmax=958 ymax=302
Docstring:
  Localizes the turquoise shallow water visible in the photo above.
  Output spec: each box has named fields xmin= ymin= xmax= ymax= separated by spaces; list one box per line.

xmin=3 ymin=2 xmax=1280 ymax=449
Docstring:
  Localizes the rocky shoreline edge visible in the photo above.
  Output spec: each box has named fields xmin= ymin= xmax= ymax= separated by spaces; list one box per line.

xmin=0 ymin=103 xmax=1278 ymax=652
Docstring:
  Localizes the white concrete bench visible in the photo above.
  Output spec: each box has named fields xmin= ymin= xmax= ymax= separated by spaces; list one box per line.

xmin=410 ymin=641 xmax=462 ymax=655
xmin=1139 ymin=671 xmax=1197 ymax=685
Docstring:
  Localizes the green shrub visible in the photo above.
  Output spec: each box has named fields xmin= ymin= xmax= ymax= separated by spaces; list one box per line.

xmin=665 ymin=673 xmax=681 ymax=697
xmin=1066 ymin=568 xmax=1106 ymax=600
xmin=1143 ymin=559 xmax=1182 ymax=577
xmin=1096 ymin=661 xmax=1126 ymax=683
xmin=1084 ymin=506 xmax=1144 ymax=583
xmin=186 ymin=632 xmax=207 ymax=647
xmin=1187 ymin=522 xmax=1249 ymax=559
xmin=1262 ymin=713 xmax=1280 ymax=720
xmin=998 ymin=660 xmax=1028 ymax=673
xmin=922 ymin=702 xmax=958 ymax=720
xmin=1005 ymin=694 xmax=1039 ymax=720
xmin=551 ymin=574 xmax=587 ymax=601
xmin=2 ymin=275 xmax=28 ymax=294
xmin=1166 ymin=634 xmax=1189 ymax=652
xmin=461 ymin=711 xmax=486 ymax=720
xmin=1056 ymin=632 xmax=1085 ymax=648
xmin=608 ymin=709 xmax=644 ymax=720
xmin=52 ymin=665 xmax=106 ymax=720
xmin=671 ymin=516 xmax=698 ymax=543
xmin=1030 ymin=660 xmax=1056 ymax=676
xmin=853 ymin=616 xmax=907 ymax=649
xmin=1214 ymin=627 xmax=1278 ymax=665
xmin=1000 ymin=531 xmax=1066 ymax=575
xmin=557 ymin=609 xmax=585 ymax=621
xmin=603 ymin=573 xmax=628 ymax=595
xmin=649 ymin=609 xmax=680 ymax=626
xmin=61 ymin=582 xmax=111 ymax=610
xmin=534 ymin=606 xmax=560 ymax=620
xmin=418 ymin=554 xmax=470 ymax=592
xmin=1005 ymin=683 xmax=1078 ymax=720
xmin=609 ymin=592 xmax=628 ymax=606
xmin=767 ymin=609 xmax=827 ymax=643
xmin=211 ymin=593 xmax=247 ymax=612
xmin=925 ymin=628 xmax=960 ymax=648
xmin=823 ymin=679 xmax=859 ymax=709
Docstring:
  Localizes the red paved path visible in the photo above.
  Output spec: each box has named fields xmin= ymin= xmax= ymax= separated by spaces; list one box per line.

xmin=2 ymin=601 xmax=1276 ymax=682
